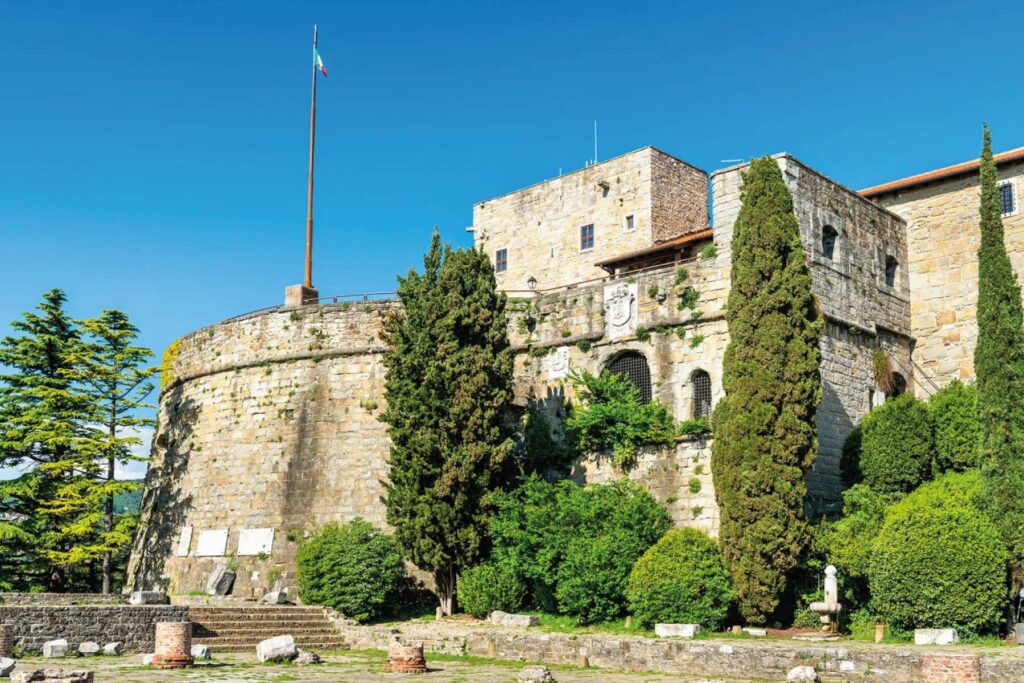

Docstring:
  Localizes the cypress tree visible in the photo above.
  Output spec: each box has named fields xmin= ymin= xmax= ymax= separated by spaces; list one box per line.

xmin=975 ymin=124 xmax=1024 ymax=567
xmin=710 ymin=157 xmax=823 ymax=624
xmin=380 ymin=231 xmax=515 ymax=615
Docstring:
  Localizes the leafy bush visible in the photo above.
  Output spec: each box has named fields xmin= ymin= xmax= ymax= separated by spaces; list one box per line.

xmin=296 ymin=518 xmax=404 ymax=622
xmin=817 ymin=484 xmax=898 ymax=582
xmin=678 ymin=417 xmax=712 ymax=436
xmin=626 ymin=528 xmax=734 ymax=629
xmin=839 ymin=425 xmax=862 ymax=486
xmin=860 ymin=394 xmax=933 ymax=493
xmin=868 ymin=471 xmax=1007 ymax=635
xmin=929 ymin=380 xmax=981 ymax=473
xmin=565 ymin=370 xmax=676 ymax=471
xmin=457 ymin=561 xmax=526 ymax=618
xmin=490 ymin=477 xmax=671 ymax=623
xmin=514 ymin=406 xmax=572 ymax=475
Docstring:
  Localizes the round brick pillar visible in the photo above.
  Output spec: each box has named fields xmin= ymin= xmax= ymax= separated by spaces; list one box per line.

xmin=0 ymin=623 xmax=12 ymax=658
xmin=150 ymin=621 xmax=194 ymax=669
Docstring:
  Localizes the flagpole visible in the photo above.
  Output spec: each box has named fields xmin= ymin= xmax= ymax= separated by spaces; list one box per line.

xmin=304 ymin=24 xmax=318 ymax=289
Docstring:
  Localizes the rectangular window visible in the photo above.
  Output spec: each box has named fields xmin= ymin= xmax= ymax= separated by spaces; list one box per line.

xmin=1001 ymin=182 xmax=1017 ymax=217
xmin=495 ymin=248 xmax=507 ymax=273
xmin=624 ymin=214 xmax=635 ymax=232
xmin=580 ymin=224 xmax=595 ymax=251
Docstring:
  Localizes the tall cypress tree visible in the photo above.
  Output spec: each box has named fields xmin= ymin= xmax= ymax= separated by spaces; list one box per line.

xmin=976 ymin=125 xmax=1024 ymax=567
xmin=380 ymin=231 xmax=515 ymax=615
xmin=711 ymin=157 xmax=823 ymax=624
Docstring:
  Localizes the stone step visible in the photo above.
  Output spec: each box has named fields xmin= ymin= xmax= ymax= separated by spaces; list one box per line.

xmin=192 ymin=615 xmax=330 ymax=625
xmin=193 ymin=626 xmax=341 ymax=637
xmin=188 ymin=607 xmax=328 ymax=617
xmin=192 ymin=636 xmax=348 ymax=653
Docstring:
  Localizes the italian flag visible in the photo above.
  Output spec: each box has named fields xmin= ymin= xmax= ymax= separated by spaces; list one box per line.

xmin=314 ymin=48 xmax=327 ymax=77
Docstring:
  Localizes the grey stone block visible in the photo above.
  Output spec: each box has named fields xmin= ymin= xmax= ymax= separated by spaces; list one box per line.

xmin=914 ymin=628 xmax=958 ymax=645
xmin=76 ymin=641 xmax=100 ymax=656
xmin=654 ymin=623 xmax=699 ymax=638
xmin=190 ymin=644 xmax=210 ymax=660
xmin=102 ymin=643 xmax=122 ymax=656
xmin=42 ymin=639 xmax=68 ymax=658
xmin=490 ymin=611 xmax=539 ymax=628
xmin=256 ymin=635 xmax=297 ymax=663
xmin=127 ymin=591 xmax=168 ymax=606
xmin=787 ymin=666 xmax=819 ymax=682
xmin=205 ymin=567 xmax=235 ymax=596
xmin=518 ymin=665 xmax=555 ymax=683
xmin=0 ymin=658 xmax=15 ymax=677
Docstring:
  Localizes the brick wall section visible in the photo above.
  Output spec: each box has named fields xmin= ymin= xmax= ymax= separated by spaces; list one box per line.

xmin=473 ymin=147 xmax=708 ymax=292
xmin=712 ymin=155 xmax=912 ymax=503
xmin=921 ymin=653 xmax=981 ymax=683
xmin=0 ymin=606 xmax=189 ymax=654
xmin=871 ymin=160 xmax=1024 ymax=393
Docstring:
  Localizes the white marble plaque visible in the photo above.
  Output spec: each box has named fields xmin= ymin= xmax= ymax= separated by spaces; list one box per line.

xmin=546 ymin=346 xmax=570 ymax=379
xmin=195 ymin=529 xmax=228 ymax=557
xmin=604 ymin=282 xmax=637 ymax=340
xmin=237 ymin=528 xmax=274 ymax=556
xmin=175 ymin=526 xmax=193 ymax=557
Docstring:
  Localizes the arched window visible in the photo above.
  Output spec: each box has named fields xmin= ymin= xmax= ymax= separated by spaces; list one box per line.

xmin=691 ymin=369 xmax=712 ymax=419
xmin=821 ymin=225 xmax=838 ymax=261
xmin=607 ymin=351 xmax=652 ymax=403
xmin=884 ymin=255 xmax=899 ymax=288
xmin=888 ymin=372 xmax=907 ymax=398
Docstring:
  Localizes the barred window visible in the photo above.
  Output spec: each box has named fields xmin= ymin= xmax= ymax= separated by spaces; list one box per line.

xmin=1001 ymin=182 xmax=1017 ymax=217
xmin=822 ymin=225 xmax=838 ymax=261
xmin=691 ymin=369 xmax=712 ymax=419
xmin=607 ymin=351 xmax=651 ymax=403
xmin=495 ymin=248 xmax=507 ymax=273
xmin=580 ymin=224 xmax=595 ymax=251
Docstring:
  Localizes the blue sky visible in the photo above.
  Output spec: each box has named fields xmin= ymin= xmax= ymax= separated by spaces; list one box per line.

xmin=1 ymin=0 xmax=1022 ymax=411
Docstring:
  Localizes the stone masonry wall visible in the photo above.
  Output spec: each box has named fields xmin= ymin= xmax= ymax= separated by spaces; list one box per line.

xmin=872 ymin=160 xmax=1024 ymax=393
xmin=711 ymin=155 xmax=912 ymax=502
xmin=0 ymin=605 xmax=189 ymax=654
xmin=0 ymin=594 xmax=126 ymax=606
xmin=473 ymin=146 xmax=707 ymax=292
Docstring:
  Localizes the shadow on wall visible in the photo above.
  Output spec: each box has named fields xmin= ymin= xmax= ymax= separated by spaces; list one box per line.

xmin=809 ymin=378 xmax=853 ymax=518
xmin=124 ymin=385 xmax=197 ymax=592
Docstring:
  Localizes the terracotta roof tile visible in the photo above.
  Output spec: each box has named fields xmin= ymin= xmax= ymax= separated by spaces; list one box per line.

xmin=860 ymin=147 xmax=1024 ymax=197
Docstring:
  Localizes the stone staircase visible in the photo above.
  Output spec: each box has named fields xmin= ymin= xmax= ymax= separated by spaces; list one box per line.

xmin=188 ymin=606 xmax=348 ymax=652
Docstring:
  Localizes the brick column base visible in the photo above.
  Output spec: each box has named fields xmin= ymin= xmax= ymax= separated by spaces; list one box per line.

xmin=921 ymin=653 xmax=980 ymax=683
xmin=0 ymin=623 xmax=11 ymax=658
xmin=151 ymin=621 xmax=194 ymax=669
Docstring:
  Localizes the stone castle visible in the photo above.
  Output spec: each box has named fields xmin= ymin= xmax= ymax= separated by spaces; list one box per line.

xmin=126 ymin=143 xmax=1024 ymax=598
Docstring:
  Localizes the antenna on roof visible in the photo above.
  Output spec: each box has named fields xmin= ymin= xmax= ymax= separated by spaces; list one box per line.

xmin=594 ymin=120 xmax=598 ymax=164
xmin=720 ymin=159 xmax=744 ymax=163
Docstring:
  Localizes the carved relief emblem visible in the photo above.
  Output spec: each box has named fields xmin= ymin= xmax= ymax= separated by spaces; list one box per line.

xmin=547 ymin=346 xmax=569 ymax=379
xmin=605 ymin=284 xmax=635 ymax=328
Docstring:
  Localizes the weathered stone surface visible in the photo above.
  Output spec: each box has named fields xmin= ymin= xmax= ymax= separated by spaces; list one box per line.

xmin=41 ymin=640 xmax=68 ymax=658
xmin=190 ymin=644 xmax=210 ymax=660
xmin=76 ymin=642 xmax=99 ymax=656
xmin=786 ymin=666 xmax=820 ymax=682
xmin=141 ymin=654 xmax=153 ymax=666
xmin=490 ymin=611 xmax=539 ymax=628
xmin=914 ymin=628 xmax=958 ymax=645
xmin=0 ymin=605 xmax=189 ymax=655
xmin=127 ymin=591 xmax=168 ymax=606
xmin=256 ymin=635 xmax=297 ymax=663
xmin=387 ymin=639 xmax=426 ymax=674
xmin=0 ymin=658 xmax=15 ymax=677
xmin=742 ymin=628 xmax=767 ymax=637
xmin=259 ymin=590 xmax=288 ymax=605
xmin=518 ymin=664 xmax=556 ymax=682
xmin=11 ymin=669 xmax=93 ymax=683
xmin=205 ymin=567 xmax=235 ymax=596
xmin=654 ymin=623 xmax=699 ymax=638
xmin=151 ymin=621 xmax=192 ymax=670
xmin=295 ymin=650 xmax=321 ymax=665
xmin=0 ymin=623 xmax=10 ymax=659
xmin=102 ymin=643 xmax=122 ymax=656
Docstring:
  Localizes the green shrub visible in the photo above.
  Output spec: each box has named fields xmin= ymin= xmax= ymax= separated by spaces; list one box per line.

xmin=868 ymin=472 xmax=1007 ymax=635
xmin=929 ymin=380 xmax=981 ymax=473
xmin=860 ymin=394 xmax=933 ymax=493
xmin=491 ymin=477 xmax=671 ymax=623
xmin=296 ymin=518 xmax=404 ymax=622
xmin=457 ymin=562 xmax=526 ymax=618
xmin=817 ymin=484 xmax=898 ymax=582
xmin=565 ymin=370 xmax=676 ymax=471
xmin=839 ymin=425 xmax=862 ymax=486
xmin=626 ymin=528 xmax=734 ymax=629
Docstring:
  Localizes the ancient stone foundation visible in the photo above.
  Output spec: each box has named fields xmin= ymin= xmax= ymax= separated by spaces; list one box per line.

xmin=151 ymin=621 xmax=193 ymax=669
xmin=0 ymin=605 xmax=189 ymax=654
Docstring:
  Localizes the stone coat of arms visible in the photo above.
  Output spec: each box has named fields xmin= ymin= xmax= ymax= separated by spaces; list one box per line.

xmin=604 ymin=282 xmax=637 ymax=339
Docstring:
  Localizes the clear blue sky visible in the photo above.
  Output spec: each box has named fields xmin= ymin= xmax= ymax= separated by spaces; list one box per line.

xmin=2 ymin=0 xmax=1022 ymax=369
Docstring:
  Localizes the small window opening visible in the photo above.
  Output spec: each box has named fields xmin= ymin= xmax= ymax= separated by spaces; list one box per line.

xmin=822 ymin=225 xmax=838 ymax=261
xmin=888 ymin=372 xmax=907 ymax=398
xmin=884 ymin=255 xmax=898 ymax=288
xmin=580 ymin=224 xmax=595 ymax=251
xmin=495 ymin=249 xmax=507 ymax=273
xmin=1001 ymin=182 xmax=1017 ymax=217
xmin=607 ymin=351 xmax=652 ymax=403
xmin=624 ymin=214 xmax=635 ymax=232
xmin=691 ymin=369 xmax=712 ymax=419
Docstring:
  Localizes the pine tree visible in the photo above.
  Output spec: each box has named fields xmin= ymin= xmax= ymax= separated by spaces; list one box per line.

xmin=710 ymin=157 xmax=823 ymax=624
xmin=380 ymin=231 xmax=515 ymax=615
xmin=77 ymin=310 xmax=157 ymax=593
xmin=0 ymin=289 xmax=98 ymax=590
xmin=975 ymin=124 xmax=1024 ymax=568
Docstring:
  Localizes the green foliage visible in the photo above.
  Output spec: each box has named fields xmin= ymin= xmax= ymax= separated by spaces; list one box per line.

xmin=647 ymin=285 xmax=660 ymax=299
xmin=711 ymin=157 xmax=823 ymax=624
xmin=839 ymin=425 xmax=862 ymax=487
xmin=929 ymin=380 xmax=981 ymax=473
xmin=380 ymin=230 xmax=516 ymax=614
xmin=678 ymin=417 xmax=711 ymax=437
xmin=675 ymin=267 xmax=689 ymax=284
xmin=635 ymin=327 xmax=651 ymax=342
xmin=457 ymin=562 xmax=526 ymax=618
xmin=676 ymin=287 xmax=699 ymax=311
xmin=975 ymin=127 xmax=1024 ymax=566
xmin=860 ymin=394 xmax=933 ymax=493
xmin=0 ymin=290 xmax=153 ymax=592
xmin=490 ymin=477 xmax=671 ymax=623
xmin=626 ymin=528 xmax=735 ymax=630
xmin=701 ymin=244 xmax=718 ymax=259
xmin=513 ymin=406 xmax=572 ymax=476
xmin=296 ymin=519 xmax=404 ymax=623
xmin=564 ymin=370 xmax=676 ymax=471
xmin=869 ymin=472 xmax=1007 ymax=635
xmin=575 ymin=339 xmax=592 ymax=353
